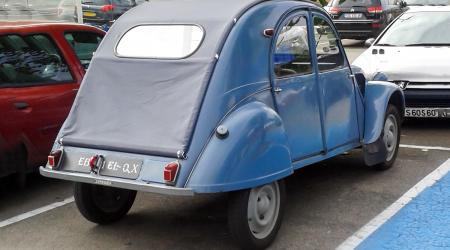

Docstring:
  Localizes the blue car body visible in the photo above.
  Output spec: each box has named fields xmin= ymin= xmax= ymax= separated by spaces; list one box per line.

xmin=40 ymin=0 xmax=404 ymax=196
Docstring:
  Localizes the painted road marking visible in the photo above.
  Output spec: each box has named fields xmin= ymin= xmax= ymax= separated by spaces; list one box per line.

xmin=0 ymin=197 xmax=74 ymax=229
xmin=400 ymin=144 xmax=450 ymax=152
xmin=336 ymin=158 xmax=450 ymax=250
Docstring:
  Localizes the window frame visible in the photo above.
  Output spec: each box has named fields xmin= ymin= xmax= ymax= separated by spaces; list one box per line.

xmin=114 ymin=23 xmax=205 ymax=60
xmin=0 ymin=32 xmax=76 ymax=89
xmin=311 ymin=13 xmax=348 ymax=73
xmin=63 ymin=30 xmax=105 ymax=71
xmin=271 ymin=12 xmax=314 ymax=80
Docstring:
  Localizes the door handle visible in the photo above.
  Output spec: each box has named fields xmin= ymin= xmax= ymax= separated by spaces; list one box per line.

xmin=348 ymin=74 xmax=356 ymax=79
xmin=273 ymin=87 xmax=283 ymax=93
xmin=14 ymin=102 xmax=29 ymax=110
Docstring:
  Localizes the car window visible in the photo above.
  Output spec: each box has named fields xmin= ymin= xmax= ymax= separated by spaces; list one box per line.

xmin=116 ymin=25 xmax=204 ymax=59
xmin=313 ymin=16 xmax=345 ymax=72
xmin=274 ymin=15 xmax=312 ymax=78
xmin=0 ymin=34 xmax=73 ymax=87
xmin=65 ymin=32 xmax=103 ymax=69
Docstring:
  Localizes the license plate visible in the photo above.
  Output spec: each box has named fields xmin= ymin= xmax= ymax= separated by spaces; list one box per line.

xmin=83 ymin=11 xmax=96 ymax=17
xmin=344 ymin=13 xmax=363 ymax=19
xmin=62 ymin=151 xmax=142 ymax=180
xmin=405 ymin=108 xmax=439 ymax=118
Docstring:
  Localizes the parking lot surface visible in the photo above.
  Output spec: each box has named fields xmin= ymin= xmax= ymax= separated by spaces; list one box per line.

xmin=0 ymin=41 xmax=449 ymax=250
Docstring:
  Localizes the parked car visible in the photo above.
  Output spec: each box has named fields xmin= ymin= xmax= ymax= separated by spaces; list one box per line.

xmin=0 ymin=22 xmax=105 ymax=183
xmin=40 ymin=0 xmax=404 ymax=249
xmin=354 ymin=7 xmax=450 ymax=118
xmin=405 ymin=0 xmax=450 ymax=6
xmin=81 ymin=0 xmax=137 ymax=28
xmin=326 ymin=0 xmax=407 ymax=40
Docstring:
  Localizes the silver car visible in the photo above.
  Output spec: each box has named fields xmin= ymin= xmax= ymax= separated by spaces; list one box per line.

xmin=353 ymin=7 xmax=450 ymax=118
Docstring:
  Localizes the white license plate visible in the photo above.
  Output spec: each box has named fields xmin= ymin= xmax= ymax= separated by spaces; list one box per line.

xmin=405 ymin=108 xmax=439 ymax=118
xmin=344 ymin=13 xmax=363 ymax=19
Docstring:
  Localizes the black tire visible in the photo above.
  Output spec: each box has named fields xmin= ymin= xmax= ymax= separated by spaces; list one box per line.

xmin=74 ymin=182 xmax=137 ymax=224
xmin=228 ymin=180 xmax=286 ymax=250
xmin=373 ymin=104 xmax=401 ymax=170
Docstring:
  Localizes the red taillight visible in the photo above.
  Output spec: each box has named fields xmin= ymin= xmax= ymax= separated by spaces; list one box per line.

xmin=100 ymin=4 xmax=114 ymax=12
xmin=368 ymin=6 xmax=383 ymax=14
xmin=329 ymin=7 xmax=341 ymax=15
xmin=48 ymin=150 xmax=62 ymax=169
xmin=164 ymin=162 xmax=180 ymax=184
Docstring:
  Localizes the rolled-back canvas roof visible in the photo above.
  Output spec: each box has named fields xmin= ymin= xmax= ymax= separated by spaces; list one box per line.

xmin=59 ymin=0 xmax=262 ymax=157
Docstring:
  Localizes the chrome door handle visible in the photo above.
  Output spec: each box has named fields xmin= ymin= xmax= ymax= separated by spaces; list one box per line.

xmin=273 ymin=87 xmax=283 ymax=93
xmin=348 ymin=74 xmax=356 ymax=79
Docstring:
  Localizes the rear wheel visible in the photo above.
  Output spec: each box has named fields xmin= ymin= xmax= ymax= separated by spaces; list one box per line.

xmin=74 ymin=182 xmax=136 ymax=224
xmin=228 ymin=180 xmax=285 ymax=250
xmin=373 ymin=104 xmax=401 ymax=170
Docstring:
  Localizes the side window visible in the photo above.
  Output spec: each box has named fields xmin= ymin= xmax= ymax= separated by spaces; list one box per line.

xmin=64 ymin=32 xmax=103 ymax=69
xmin=313 ymin=16 xmax=345 ymax=72
xmin=0 ymin=34 xmax=73 ymax=87
xmin=274 ymin=15 xmax=313 ymax=78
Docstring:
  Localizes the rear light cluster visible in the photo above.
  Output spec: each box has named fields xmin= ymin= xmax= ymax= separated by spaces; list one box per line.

xmin=329 ymin=7 xmax=341 ymax=15
xmin=100 ymin=4 xmax=114 ymax=12
xmin=367 ymin=6 xmax=383 ymax=14
xmin=48 ymin=150 xmax=62 ymax=169
xmin=164 ymin=161 xmax=180 ymax=185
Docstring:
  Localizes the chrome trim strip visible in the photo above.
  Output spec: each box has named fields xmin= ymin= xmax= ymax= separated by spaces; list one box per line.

xmin=40 ymin=167 xmax=194 ymax=196
xmin=333 ymin=20 xmax=374 ymax=23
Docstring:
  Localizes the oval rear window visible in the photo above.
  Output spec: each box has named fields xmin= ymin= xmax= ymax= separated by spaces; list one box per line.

xmin=116 ymin=25 xmax=204 ymax=59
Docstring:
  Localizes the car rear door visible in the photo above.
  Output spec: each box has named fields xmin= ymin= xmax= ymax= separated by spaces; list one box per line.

xmin=311 ymin=13 xmax=360 ymax=151
xmin=272 ymin=12 xmax=325 ymax=162
xmin=0 ymin=33 xmax=79 ymax=159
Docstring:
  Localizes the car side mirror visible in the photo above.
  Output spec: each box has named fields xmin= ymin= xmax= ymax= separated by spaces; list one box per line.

xmin=365 ymin=38 xmax=376 ymax=47
xmin=400 ymin=1 xmax=407 ymax=8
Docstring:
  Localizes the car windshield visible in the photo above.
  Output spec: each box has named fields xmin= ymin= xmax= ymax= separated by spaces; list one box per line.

xmin=330 ymin=0 xmax=381 ymax=7
xmin=405 ymin=0 xmax=450 ymax=5
xmin=81 ymin=0 xmax=135 ymax=6
xmin=376 ymin=12 xmax=450 ymax=46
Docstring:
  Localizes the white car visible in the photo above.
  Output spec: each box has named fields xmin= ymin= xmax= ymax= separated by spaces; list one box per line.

xmin=353 ymin=7 xmax=450 ymax=118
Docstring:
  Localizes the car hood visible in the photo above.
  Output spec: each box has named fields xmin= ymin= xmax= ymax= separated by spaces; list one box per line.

xmin=353 ymin=46 xmax=450 ymax=82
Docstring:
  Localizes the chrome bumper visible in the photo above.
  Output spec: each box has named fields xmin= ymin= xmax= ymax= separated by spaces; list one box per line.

xmin=40 ymin=167 xmax=194 ymax=196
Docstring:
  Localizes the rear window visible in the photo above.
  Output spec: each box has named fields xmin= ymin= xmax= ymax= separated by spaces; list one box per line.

xmin=81 ymin=0 xmax=136 ymax=6
xmin=65 ymin=32 xmax=103 ymax=69
xmin=115 ymin=25 xmax=204 ymax=59
xmin=0 ymin=34 xmax=73 ymax=87
xmin=331 ymin=0 xmax=381 ymax=7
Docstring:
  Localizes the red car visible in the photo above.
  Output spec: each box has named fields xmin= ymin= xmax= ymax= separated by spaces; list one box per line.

xmin=0 ymin=22 xmax=104 ymax=182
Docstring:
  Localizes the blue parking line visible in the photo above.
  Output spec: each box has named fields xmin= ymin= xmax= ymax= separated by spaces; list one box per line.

xmin=357 ymin=171 xmax=450 ymax=250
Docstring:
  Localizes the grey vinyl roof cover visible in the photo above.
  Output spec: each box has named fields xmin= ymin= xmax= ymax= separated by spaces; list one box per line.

xmin=59 ymin=0 xmax=263 ymax=157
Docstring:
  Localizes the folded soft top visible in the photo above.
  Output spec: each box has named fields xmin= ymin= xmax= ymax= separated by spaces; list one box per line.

xmin=58 ymin=0 xmax=262 ymax=157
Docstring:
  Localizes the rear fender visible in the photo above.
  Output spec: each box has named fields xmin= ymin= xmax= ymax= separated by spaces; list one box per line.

xmin=186 ymin=102 xmax=292 ymax=193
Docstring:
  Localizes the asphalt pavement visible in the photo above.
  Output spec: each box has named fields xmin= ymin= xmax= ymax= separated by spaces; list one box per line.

xmin=0 ymin=40 xmax=449 ymax=250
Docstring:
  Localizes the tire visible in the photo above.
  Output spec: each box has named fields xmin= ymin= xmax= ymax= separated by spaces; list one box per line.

xmin=373 ymin=104 xmax=401 ymax=170
xmin=228 ymin=180 xmax=286 ymax=250
xmin=74 ymin=182 xmax=137 ymax=224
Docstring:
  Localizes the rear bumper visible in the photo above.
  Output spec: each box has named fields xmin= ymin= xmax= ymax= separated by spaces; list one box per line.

xmin=333 ymin=20 xmax=381 ymax=38
xmin=40 ymin=166 xmax=194 ymax=196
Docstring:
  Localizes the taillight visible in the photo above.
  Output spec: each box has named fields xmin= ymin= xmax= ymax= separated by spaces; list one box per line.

xmin=100 ymin=4 xmax=114 ymax=12
xmin=164 ymin=161 xmax=180 ymax=185
xmin=367 ymin=6 xmax=383 ymax=14
xmin=48 ymin=150 xmax=63 ymax=169
xmin=329 ymin=7 xmax=341 ymax=15
xmin=371 ymin=23 xmax=382 ymax=28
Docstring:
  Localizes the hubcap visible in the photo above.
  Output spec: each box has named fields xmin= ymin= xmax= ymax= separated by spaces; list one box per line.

xmin=247 ymin=182 xmax=280 ymax=239
xmin=383 ymin=114 xmax=398 ymax=162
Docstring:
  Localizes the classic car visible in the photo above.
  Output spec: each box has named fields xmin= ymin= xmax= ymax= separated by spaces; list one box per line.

xmin=354 ymin=7 xmax=450 ymax=118
xmin=40 ymin=0 xmax=404 ymax=248
xmin=0 ymin=22 xmax=104 ymax=183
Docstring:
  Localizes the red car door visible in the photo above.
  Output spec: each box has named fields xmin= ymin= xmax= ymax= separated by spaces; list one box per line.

xmin=0 ymin=32 xmax=80 ymax=167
